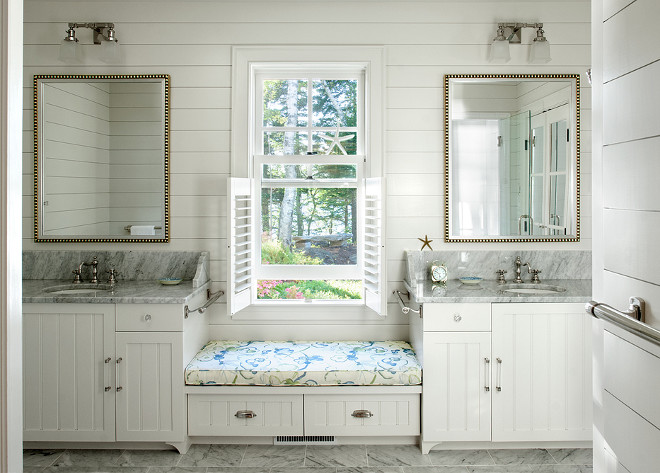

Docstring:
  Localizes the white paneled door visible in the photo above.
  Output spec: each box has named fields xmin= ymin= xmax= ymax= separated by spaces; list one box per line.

xmin=23 ymin=304 xmax=115 ymax=442
xmin=491 ymin=303 xmax=592 ymax=442
xmin=115 ymin=332 xmax=184 ymax=442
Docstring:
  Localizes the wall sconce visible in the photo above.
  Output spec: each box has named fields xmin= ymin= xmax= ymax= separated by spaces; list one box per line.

xmin=489 ymin=22 xmax=551 ymax=64
xmin=59 ymin=22 xmax=120 ymax=64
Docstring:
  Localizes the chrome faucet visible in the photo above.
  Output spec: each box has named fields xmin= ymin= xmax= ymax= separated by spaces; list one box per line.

xmin=76 ymin=255 xmax=100 ymax=283
xmin=514 ymin=256 xmax=524 ymax=283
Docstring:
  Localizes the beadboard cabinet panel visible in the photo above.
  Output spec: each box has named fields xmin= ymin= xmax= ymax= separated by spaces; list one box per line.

xmin=23 ymin=304 xmax=116 ymax=442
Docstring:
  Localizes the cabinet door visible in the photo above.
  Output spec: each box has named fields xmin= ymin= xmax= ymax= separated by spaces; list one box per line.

xmin=115 ymin=332 xmax=184 ymax=442
xmin=422 ymin=331 xmax=492 ymax=442
xmin=491 ymin=303 xmax=592 ymax=442
xmin=23 ymin=304 xmax=115 ymax=442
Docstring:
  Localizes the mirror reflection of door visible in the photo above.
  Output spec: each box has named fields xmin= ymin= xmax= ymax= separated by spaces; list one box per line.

xmin=528 ymin=104 xmax=570 ymax=236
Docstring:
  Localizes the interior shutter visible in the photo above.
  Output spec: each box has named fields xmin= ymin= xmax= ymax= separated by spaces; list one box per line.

xmin=227 ymin=177 xmax=254 ymax=316
xmin=363 ymin=177 xmax=387 ymax=316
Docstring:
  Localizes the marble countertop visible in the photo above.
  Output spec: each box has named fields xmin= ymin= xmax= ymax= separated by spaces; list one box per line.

xmin=404 ymin=278 xmax=592 ymax=304
xmin=22 ymin=279 xmax=210 ymax=304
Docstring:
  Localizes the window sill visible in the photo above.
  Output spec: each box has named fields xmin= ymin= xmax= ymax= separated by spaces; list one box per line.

xmin=230 ymin=302 xmax=386 ymax=321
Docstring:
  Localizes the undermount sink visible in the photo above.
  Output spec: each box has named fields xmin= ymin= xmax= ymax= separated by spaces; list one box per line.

xmin=501 ymin=283 xmax=566 ymax=295
xmin=44 ymin=284 xmax=113 ymax=295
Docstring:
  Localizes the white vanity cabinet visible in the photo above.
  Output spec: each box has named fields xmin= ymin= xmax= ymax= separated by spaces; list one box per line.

xmin=491 ymin=303 xmax=592 ymax=442
xmin=23 ymin=297 xmax=208 ymax=447
xmin=23 ymin=304 xmax=116 ymax=442
xmin=412 ymin=301 xmax=592 ymax=453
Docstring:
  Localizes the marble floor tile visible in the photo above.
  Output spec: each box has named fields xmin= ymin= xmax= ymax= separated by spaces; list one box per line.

xmin=23 ymin=449 xmax=64 ymax=467
xmin=177 ymin=444 xmax=246 ymax=467
xmin=429 ymin=450 xmax=494 ymax=466
xmin=337 ymin=468 xmax=404 ymax=473
xmin=467 ymin=465 xmax=585 ymax=473
xmin=148 ymin=468 xmax=207 ymax=473
xmin=272 ymin=468 xmax=337 ymax=473
xmin=23 ymin=467 xmax=45 ymax=473
xmin=51 ymin=449 xmax=123 ymax=468
xmin=41 ymin=467 xmax=150 ymax=473
xmin=207 ymin=468 xmax=271 ymax=473
xmin=305 ymin=445 xmax=368 ymax=467
xmin=548 ymin=449 xmax=593 ymax=465
xmin=403 ymin=467 xmax=470 ymax=472
xmin=367 ymin=446 xmax=432 ymax=467
xmin=116 ymin=449 xmax=181 ymax=467
xmin=240 ymin=445 xmax=306 ymax=468
xmin=487 ymin=449 xmax=556 ymax=465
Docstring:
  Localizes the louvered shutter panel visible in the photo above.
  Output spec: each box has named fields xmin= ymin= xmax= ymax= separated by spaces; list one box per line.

xmin=227 ymin=177 xmax=254 ymax=316
xmin=363 ymin=177 xmax=386 ymax=316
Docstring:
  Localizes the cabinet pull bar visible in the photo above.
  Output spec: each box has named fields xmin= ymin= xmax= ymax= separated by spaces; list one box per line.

xmin=235 ymin=410 xmax=257 ymax=419
xmin=496 ymin=357 xmax=502 ymax=392
xmin=104 ymin=356 xmax=112 ymax=392
xmin=352 ymin=409 xmax=374 ymax=418
xmin=116 ymin=357 xmax=123 ymax=392
xmin=484 ymin=357 xmax=491 ymax=392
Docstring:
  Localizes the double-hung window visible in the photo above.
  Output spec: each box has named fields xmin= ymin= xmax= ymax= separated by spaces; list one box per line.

xmin=228 ymin=51 xmax=385 ymax=318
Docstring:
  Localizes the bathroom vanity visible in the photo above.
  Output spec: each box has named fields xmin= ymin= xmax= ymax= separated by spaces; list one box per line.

xmin=21 ymin=251 xmax=212 ymax=452
xmin=404 ymin=250 xmax=592 ymax=454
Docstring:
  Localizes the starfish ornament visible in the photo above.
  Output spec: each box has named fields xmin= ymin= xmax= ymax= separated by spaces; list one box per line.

xmin=418 ymin=235 xmax=433 ymax=251
xmin=317 ymin=127 xmax=355 ymax=155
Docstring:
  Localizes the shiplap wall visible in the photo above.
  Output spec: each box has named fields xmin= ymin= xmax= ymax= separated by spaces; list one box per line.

xmin=108 ymin=82 xmax=164 ymax=236
xmin=42 ymin=82 xmax=111 ymax=236
xmin=22 ymin=0 xmax=591 ymax=340
xmin=598 ymin=0 xmax=660 ymax=327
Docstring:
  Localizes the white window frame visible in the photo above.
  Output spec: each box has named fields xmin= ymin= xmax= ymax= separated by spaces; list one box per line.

xmin=229 ymin=46 xmax=386 ymax=320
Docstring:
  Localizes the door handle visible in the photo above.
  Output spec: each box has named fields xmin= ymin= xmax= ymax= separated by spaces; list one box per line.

xmin=104 ymin=357 xmax=112 ymax=392
xmin=496 ymin=357 xmax=502 ymax=392
xmin=116 ymin=357 xmax=123 ymax=392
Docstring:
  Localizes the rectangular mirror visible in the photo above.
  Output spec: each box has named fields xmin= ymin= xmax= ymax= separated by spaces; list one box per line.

xmin=33 ymin=74 xmax=170 ymax=242
xmin=444 ymin=74 xmax=580 ymax=242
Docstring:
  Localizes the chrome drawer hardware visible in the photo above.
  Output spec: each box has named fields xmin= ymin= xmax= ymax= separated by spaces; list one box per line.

xmin=454 ymin=314 xmax=462 ymax=322
xmin=393 ymin=290 xmax=422 ymax=317
xmin=351 ymin=409 xmax=374 ymax=418
xmin=144 ymin=313 xmax=152 ymax=322
xmin=484 ymin=357 xmax=491 ymax=392
xmin=104 ymin=357 xmax=111 ymax=363
xmin=496 ymin=357 xmax=502 ymax=391
xmin=104 ymin=357 xmax=112 ymax=392
xmin=235 ymin=410 xmax=257 ymax=419
xmin=105 ymin=386 xmax=111 ymax=392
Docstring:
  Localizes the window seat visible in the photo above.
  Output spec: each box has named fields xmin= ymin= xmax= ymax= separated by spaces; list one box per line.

xmin=184 ymin=340 xmax=422 ymax=386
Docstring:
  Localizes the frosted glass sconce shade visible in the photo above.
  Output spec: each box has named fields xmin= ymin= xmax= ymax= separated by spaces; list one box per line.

xmin=490 ymin=38 xmax=511 ymax=63
xmin=58 ymin=38 xmax=79 ymax=63
xmin=529 ymin=33 xmax=551 ymax=63
xmin=101 ymin=39 xmax=120 ymax=63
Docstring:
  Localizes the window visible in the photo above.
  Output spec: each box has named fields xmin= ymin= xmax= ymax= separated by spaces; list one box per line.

xmin=229 ymin=47 xmax=385 ymax=318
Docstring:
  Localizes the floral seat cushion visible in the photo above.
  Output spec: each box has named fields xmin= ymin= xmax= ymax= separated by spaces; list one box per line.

xmin=184 ymin=340 xmax=422 ymax=386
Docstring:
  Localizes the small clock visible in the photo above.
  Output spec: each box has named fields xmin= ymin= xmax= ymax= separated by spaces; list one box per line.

xmin=431 ymin=261 xmax=448 ymax=284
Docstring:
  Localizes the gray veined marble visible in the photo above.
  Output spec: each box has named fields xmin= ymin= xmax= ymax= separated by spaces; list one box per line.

xmin=305 ymin=445 xmax=368 ymax=467
xmin=50 ymin=449 xmax=124 ymax=468
xmin=366 ymin=445 xmax=432 ymax=467
xmin=429 ymin=450 xmax=495 ymax=466
xmin=466 ymin=466 xmax=590 ymax=473
xmin=23 ymin=250 xmax=210 ymax=286
xmin=548 ymin=449 xmax=593 ymax=465
xmin=23 ymin=449 xmax=63 ymax=467
xmin=240 ymin=445 xmax=306 ymax=468
xmin=405 ymin=250 xmax=592 ymax=285
xmin=207 ymin=467 xmax=271 ymax=473
xmin=403 ymin=467 xmax=472 ymax=473
xmin=338 ymin=468 xmax=405 ymax=473
xmin=116 ymin=449 xmax=181 ymax=467
xmin=177 ymin=444 xmax=246 ymax=467
xmin=487 ymin=449 xmax=556 ymax=465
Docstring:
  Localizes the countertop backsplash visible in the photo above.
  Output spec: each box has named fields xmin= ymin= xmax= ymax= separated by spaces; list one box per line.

xmin=405 ymin=250 xmax=592 ymax=286
xmin=23 ymin=250 xmax=210 ymax=288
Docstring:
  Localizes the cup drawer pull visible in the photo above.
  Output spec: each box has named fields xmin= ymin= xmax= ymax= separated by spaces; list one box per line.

xmin=235 ymin=410 xmax=257 ymax=419
xmin=351 ymin=409 xmax=374 ymax=418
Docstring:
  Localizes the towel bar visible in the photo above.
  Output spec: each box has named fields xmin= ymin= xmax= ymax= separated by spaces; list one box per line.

xmin=586 ymin=297 xmax=660 ymax=346
xmin=394 ymin=290 xmax=422 ymax=317
xmin=124 ymin=225 xmax=163 ymax=231
xmin=185 ymin=288 xmax=224 ymax=318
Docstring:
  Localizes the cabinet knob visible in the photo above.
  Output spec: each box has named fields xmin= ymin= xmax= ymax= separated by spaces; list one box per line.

xmin=116 ymin=386 xmax=123 ymax=392
xmin=351 ymin=409 xmax=374 ymax=418
xmin=144 ymin=314 xmax=152 ymax=322
xmin=235 ymin=410 xmax=256 ymax=419
xmin=105 ymin=386 xmax=111 ymax=392
xmin=104 ymin=357 xmax=111 ymax=363
xmin=453 ymin=314 xmax=462 ymax=322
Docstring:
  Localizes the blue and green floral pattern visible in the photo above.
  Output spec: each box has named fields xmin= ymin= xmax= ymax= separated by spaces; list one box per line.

xmin=185 ymin=340 xmax=422 ymax=386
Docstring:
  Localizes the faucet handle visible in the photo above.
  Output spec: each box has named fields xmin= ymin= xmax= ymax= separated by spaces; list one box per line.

xmin=495 ymin=269 xmax=507 ymax=284
xmin=72 ymin=269 xmax=82 ymax=283
xmin=529 ymin=269 xmax=542 ymax=283
xmin=106 ymin=269 xmax=117 ymax=285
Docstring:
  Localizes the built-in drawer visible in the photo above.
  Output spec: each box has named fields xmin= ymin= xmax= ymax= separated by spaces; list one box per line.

xmin=116 ymin=304 xmax=183 ymax=332
xmin=423 ymin=303 xmax=491 ymax=331
xmin=303 ymin=393 xmax=420 ymax=436
xmin=188 ymin=394 xmax=304 ymax=436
